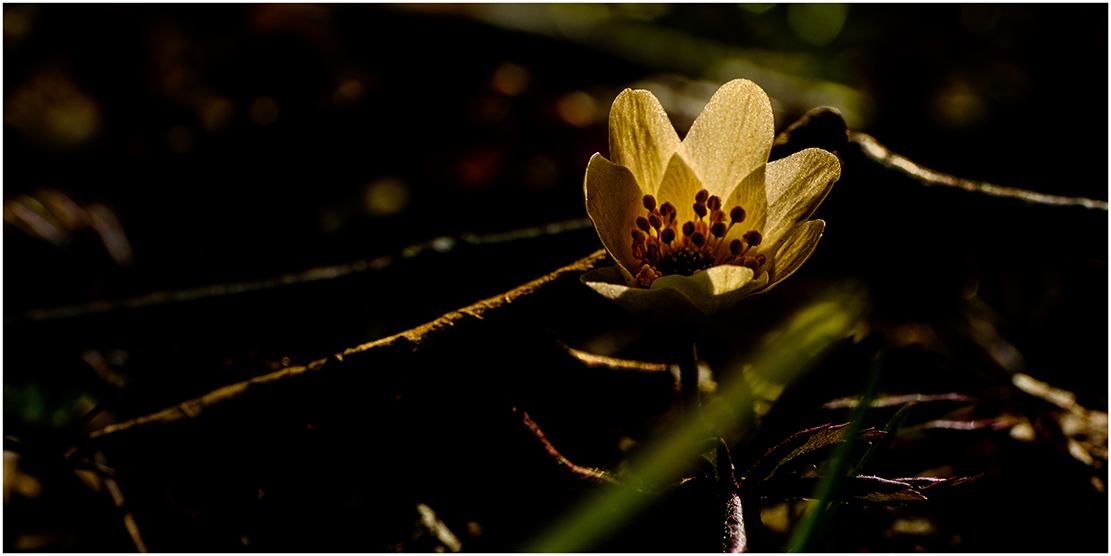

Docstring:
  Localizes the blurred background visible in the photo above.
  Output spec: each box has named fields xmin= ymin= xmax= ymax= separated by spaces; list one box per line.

xmin=4 ymin=4 xmax=1107 ymax=552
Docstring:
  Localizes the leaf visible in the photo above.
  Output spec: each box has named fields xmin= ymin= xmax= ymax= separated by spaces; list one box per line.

xmin=762 ymin=475 xmax=927 ymax=505
xmin=854 ymin=402 xmax=915 ymax=475
xmin=821 ymin=392 xmax=977 ymax=410
xmin=742 ymin=423 xmax=886 ymax=488
xmin=895 ymin=474 xmax=983 ymax=491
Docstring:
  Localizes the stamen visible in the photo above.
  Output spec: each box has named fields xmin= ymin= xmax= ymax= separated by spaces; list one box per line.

xmin=628 ymin=191 xmax=767 ymax=288
xmin=711 ymin=221 xmax=727 ymax=238
xmin=660 ymin=227 xmax=676 ymax=244
xmin=660 ymin=202 xmax=675 ymax=222
xmin=691 ymin=232 xmax=706 ymax=249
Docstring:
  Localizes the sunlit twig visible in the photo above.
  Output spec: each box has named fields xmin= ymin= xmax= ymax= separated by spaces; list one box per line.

xmin=6 ymin=218 xmax=594 ymax=324
xmin=851 ymin=133 xmax=1109 ymax=211
xmin=80 ymin=250 xmax=609 ymax=452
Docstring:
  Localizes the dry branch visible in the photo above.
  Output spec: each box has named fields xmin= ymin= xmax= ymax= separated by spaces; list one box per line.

xmin=80 ymin=249 xmax=610 ymax=453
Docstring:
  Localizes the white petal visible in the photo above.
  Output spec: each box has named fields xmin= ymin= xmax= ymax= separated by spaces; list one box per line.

xmin=762 ymin=148 xmax=840 ymax=249
xmin=608 ymin=88 xmax=681 ymax=195
xmin=677 ymin=79 xmax=774 ymax=197
xmin=720 ymin=163 xmax=768 ymax=248
xmin=583 ymin=153 xmax=646 ymax=285
xmin=654 ymin=151 xmax=705 ymax=229
xmin=764 ymin=219 xmax=825 ymax=291
xmin=582 ymin=263 xmax=767 ymax=327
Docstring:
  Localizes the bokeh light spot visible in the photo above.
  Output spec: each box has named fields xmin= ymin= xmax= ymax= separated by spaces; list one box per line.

xmin=933 ymin=91 xmax=986 ymax=130
xmin=364 ymin=177 xmax=411 ymax=217
xmin=3 ymin=5 xmax=35 ymax=42
xmin=200 ymin=97 xmax=235 ymax=132
xmin=249 ymin=96 xmax=280 ymax=125
xmin=788 ymin=3 xmax=849 ymax=46
xmin=333 ymin=79 xmax=367 ymax=109
xmin=556 ymin=90 xmax=597 ymax=127
xmin=490 ymin=62 xmax=530 ymax=97
xmin=4 ymin=67 xmax=100 ymax=149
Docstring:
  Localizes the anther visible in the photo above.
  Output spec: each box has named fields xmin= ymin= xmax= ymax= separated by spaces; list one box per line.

xmin=729 ymin=238 xmax=743 ymax=255
xmin=744 ymin=230 xmax=762 ymax=246
xmin=693 ymin=203 xmax=707 ymax=218
xmin=730 ymin=206 xmax=746 ymax=223
xmin=754 ymin=254 xmax=766 ymax=266
xmin=682 ymin=221 xmax=695 ymax=237
xmin=691 ymin=232 xmax=706 ymax=248
xmin=711 ymin=221 xmax=727 ymax=238
xmin=632 ymin=229 xmax=647 ymax=243
xmin=648 ymin=213 xmax=662 ymax=230
xmin=646 ymin=243 xmax=659 ymax=262
xmin=636 ymin=216 xmax=651 ymax=232
xmin=660 ymin=202 xmax=675 ymax=219
xmin=695 ymin=189 xmax=709 ymax=204
xmin=660 ymin=227 xmax=676 ymax=244
xmin=642 ymin=194 xmax=657 ymax=211
xmin=711 ymin=210 xmax=725 ymax=223
xmin=741 ymin=256 xmax=759 ymax=269
xmin=707 ymin=195 xmax=722 ymax=212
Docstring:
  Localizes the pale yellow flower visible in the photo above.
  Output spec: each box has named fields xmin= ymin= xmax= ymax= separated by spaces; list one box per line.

xmin=581 ymin=79 xmax=841 ymax=326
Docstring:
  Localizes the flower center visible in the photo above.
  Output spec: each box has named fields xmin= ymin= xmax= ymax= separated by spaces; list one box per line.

xmin=629 ymin=189 xmax=765 ymax=288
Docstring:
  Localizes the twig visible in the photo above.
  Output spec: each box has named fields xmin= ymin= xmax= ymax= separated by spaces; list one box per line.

xmin=96 ymin=452 xmax=148 ymax=552
xmin=81 ymin=250 xmax=609 ymax=452
xmin=558 ymin=341 xmax=670 ymax=374
xmin=850 ymin=133 xmax=1109 ymax=211
xmin=519 ymin=406 xmax=615 ymax=484
xmin=6 ymin=217 xmax=594 ymax=325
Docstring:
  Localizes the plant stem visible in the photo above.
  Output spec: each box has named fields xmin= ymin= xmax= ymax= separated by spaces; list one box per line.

xmin=723 ymin=492 xmax=747 ymax=552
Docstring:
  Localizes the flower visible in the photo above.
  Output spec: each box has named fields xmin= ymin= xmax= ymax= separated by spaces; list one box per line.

xmin=581 ymin=79 xmax=841 ymax=327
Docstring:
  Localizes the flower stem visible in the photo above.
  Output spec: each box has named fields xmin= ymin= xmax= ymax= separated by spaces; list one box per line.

xmin=678 ymin=335 xmax=699 ymax=417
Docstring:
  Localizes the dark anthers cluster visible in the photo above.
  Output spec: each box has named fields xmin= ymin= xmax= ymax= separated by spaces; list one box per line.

xmin=629 ymin=189 xmax=765 ymax=288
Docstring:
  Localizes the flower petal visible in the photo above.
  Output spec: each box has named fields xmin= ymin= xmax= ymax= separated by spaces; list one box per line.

xmin=761 ymin=148 xmax=840 ymax=249
xmin=584 ymin=153 xmax=645 ymax=285
xmin=654 ymin=151 xmax=705 ymax=228
xmin=608 ymin=88 xmax=681 ymax=195
xmin=582 ymin=264 xmax=767 ymax=327
xmin=720 ymin=163 xmax=768 ymax=247
xmin=764 ymin=219 xmax=825 ymax=291
xmin=678 ymin=79 xmax=774 ymax=198
xmin=582 ymin=266 xmax=708 ymax=325
xmin=650 ymin=263 xmax=765 ymax=315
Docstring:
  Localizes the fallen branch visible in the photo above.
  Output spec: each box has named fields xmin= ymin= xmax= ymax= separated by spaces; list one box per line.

xmin=851 ymin=132 xmax=1108 ymax=211
xmin=79 ymin=249 xmax=609 ymax=453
